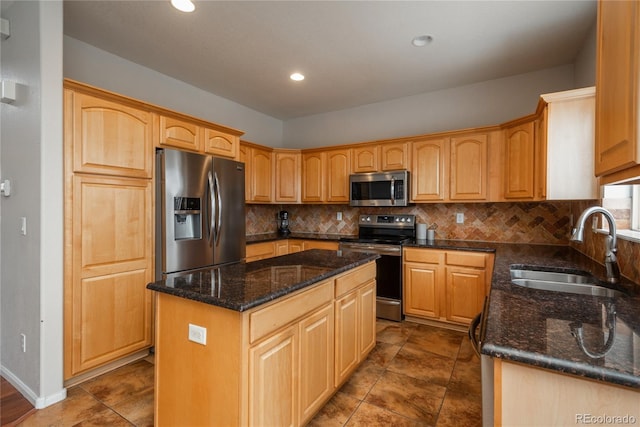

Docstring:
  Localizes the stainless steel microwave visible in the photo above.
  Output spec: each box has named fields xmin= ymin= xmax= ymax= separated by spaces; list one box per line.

xmin=349 ymin=170 xmax=410 ymax=207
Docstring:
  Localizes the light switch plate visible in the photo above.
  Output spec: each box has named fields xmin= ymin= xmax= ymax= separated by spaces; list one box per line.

xmin=456 ymin=213 xmax=464 ymax=224
xmin=188 ymin=323 xmax=207 ymax=345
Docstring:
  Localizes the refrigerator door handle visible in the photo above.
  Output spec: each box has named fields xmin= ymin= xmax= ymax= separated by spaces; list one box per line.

xmin=207 ymin=170 xmax=215 ymax=246
xmin=214 ymin=172 xmax=222 ymax=246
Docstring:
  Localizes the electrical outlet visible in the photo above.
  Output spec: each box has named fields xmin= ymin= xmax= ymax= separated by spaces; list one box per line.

xmin=456 ymin=213 xmax=464 ymax=224
xmin=188 ymin=323 xmax=207 ymax=345
xmin=20 ymin=333 xmax=26 ymax=353
xmin=337 ymin=212 xmax=343 ymax=221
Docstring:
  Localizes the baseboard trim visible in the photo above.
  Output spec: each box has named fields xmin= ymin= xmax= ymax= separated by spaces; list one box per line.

xmin=0 ymin=366 xmax=67 ymax=409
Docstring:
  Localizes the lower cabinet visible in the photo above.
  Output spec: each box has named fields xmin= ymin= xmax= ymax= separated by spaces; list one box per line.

xmin=403 ymin=247 xmax=493 ymax=326
xmin=494 ymin=360 xmax=640 ymax=426
xmin=154 ymin=261 xmax=376 ymax=427
xmin=246 ymin=239 xmax=339 ymax=262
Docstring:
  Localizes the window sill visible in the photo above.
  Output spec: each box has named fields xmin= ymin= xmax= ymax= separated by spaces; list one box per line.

xmin=617 ymin=229 xmax=640 ymax=244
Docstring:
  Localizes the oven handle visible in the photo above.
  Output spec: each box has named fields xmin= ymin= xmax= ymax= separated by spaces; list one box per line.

xmin=339 ymin=243 xmax=402 ymax=256
xmin=390 ymin=177 xmax=395 ymax=205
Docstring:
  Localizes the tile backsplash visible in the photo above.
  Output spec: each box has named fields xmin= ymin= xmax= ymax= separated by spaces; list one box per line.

xmin=247 ymin=202 xmax=574 ymax=244
xmin=246 ymin=201 xmax=640 ymax=283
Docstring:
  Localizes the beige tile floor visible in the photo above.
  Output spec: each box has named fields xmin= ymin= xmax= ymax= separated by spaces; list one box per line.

xmin=19 ymin=320 xmax=481 ymax=426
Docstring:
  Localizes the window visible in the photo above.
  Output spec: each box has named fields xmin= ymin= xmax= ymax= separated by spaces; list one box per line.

xmin=602 ymin=184 xmax=640 ymax=241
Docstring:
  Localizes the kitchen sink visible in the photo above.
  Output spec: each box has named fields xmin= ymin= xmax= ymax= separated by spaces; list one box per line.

xmin=510 ymin=268 xmax=624 ymax=298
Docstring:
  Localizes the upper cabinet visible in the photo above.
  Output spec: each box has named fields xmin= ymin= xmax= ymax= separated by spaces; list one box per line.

xmin=274 ymin=149 xmax=301 ymax=203
xmin=203 ymin=128 xmax=240 ymax=159
xmin=68 ymin=90 xmax=153 ymax=179
xmin=411 ymin=137 xmax=447 ymax=201
xmin=502 ymin=120 xmax=536 ymax=200
xmin=242 ymin=141 xmax=273 ymax=203
xmin=159 ymin=115 xmax=201 ymax=152
xmin=380 ymin=142 xmax=408 ymax=171
xmin=595 ymin=0 xmax=640 ymax=183
xmin=449 ymin=132 xmax=488 ymax=200
xmin=325 ymin=149 xmax=351 ymax=203
xmin=302 ymin=151 xmax=325 ymax=202
xmin=352 ymin=145 xmax=379 ymax=173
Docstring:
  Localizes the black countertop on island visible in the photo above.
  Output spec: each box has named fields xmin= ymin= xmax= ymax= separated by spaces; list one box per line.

xmin=147 ymin=249 xmax=378 ymax=312
xmin=409 ymin=240 xmax=640 ymax=389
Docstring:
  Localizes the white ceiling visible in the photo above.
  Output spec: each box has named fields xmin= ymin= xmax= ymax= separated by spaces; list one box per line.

xmin=63 ymin=0 xmax=597 ymax=120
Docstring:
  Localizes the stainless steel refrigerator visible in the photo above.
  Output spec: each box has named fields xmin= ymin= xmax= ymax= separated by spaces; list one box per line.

xmin=156 ymin=148 xmax=246 ymax=279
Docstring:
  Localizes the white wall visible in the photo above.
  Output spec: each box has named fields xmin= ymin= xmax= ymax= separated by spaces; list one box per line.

xmin=574 ymin=19 xmax=597 ymax=88
xmin=63 ymin=36 xmax=284 ymax=147
xmin=282 ymin=65 xmax=576 ymax=148
xmin=0 ymin=0 xmax=65 ymax=408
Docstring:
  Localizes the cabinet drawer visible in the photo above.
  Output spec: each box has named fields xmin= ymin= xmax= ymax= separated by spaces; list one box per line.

xmin=403 ymin=248 xmax=442 ymax=264
xmin=445 ymin=251 xmax=486 ymax=268
xmin=250 ymin=279 xmax=333 ymax=343
xmin=335 ymin=262 xmax=376 ymax=297
xmin=246 ymin=242 xmax=276 ymax=259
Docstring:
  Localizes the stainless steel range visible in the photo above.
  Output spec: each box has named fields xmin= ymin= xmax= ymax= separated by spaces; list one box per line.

xmin=339 ymin=214 xmax=415 ymax=321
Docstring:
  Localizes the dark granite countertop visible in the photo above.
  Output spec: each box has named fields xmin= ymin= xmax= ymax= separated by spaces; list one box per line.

xmin=246 ymin=232 xmax=353 ymax=244
xmin=147 ymin=249 xmax=378 ymax=312
xmin=406 ymin=239 xmax=640 ymax=389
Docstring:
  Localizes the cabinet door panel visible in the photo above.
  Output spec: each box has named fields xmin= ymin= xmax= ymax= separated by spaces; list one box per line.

xmin=275 ymin=151 xmax=300 ymax=203
xmin=71 ymin=92 xmax=152 ymax=178
xmin=250 ymin=147 xmax=273 ymax=202
xmin=302 ymin=152 xmax=325 ymax=202
xmin=403 ymin=262 xmax=441 ymax=318
xmin=503 ymin=122 xmax=535 ymax=199
xmin=595 ymin=0 xmax=640 ymax=176
xmin=326 ymin=149 xmax=351 ymax=202
xmin=75 ymin=271 xmax=151 ymax=372
xmin=445 ymin=267 xmax=485 ymax=325
xmin=381 ymin=142 xmax=408 ymax=171
xmin=299 ymin=305 xmax=334 ymax=425
xmin=352 ymin=146 xmax=378 ymax=172
xmin=334 ymin=291 xmax=359 ymax=386
xmin=159 ymin=115 xmax=201 ymax=152
xmin=450 ymin=134 xmax=487 ymax=200
xmin=203 ymin=128 xmax=239 ymax=159
xmin=411 ymin=139 xmax=447 ymax=201
xmin=249 ymin=326 xmax=297 ymax=427
xmin=358 ymin=281 xmax=376 ymax=358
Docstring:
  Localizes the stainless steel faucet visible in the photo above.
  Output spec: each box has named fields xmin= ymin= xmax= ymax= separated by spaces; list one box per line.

xmin=571 ymin=206 xmax=620 ymax=283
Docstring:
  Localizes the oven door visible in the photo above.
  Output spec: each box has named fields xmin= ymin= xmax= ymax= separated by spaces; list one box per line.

xmin=339 ymin=242 xmax=403 ymax=321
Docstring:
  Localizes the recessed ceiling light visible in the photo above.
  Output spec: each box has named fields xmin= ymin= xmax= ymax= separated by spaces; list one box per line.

xmin=290 ymin=73 xmax=305 ymax=82
xmin=411 ymin=35 xmax=434 ymax=47
xmin=171 ymin=0 xmax=195 ymax=13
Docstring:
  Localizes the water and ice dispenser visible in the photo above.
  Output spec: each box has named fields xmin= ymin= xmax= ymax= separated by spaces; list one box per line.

xmin=174 ymin=197 xmax=202 ymax=240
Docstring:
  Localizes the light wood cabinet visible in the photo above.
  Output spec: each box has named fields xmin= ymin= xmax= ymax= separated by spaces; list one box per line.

xmin=302 ymin=151 xmax=325 ymax=202
xmin=450 ymin=132 xmax=488 ymax=200
xmin=495 ymin=359 xmax=640 ymax=426
xmin=503 ymin=120 xmax=536 ymax=200
xmin=334 ymin=265 xmax=376 ymax=387
xmin=298 ymin=304 xmax=334 ymax=425
xmin=242 ymin=142 xmax=273 ymax=203
xmin=381 ymin=141 xmax=408 ymax=171
xmin=403 ymin=248 xmax=493 ymax=326
xmin=302 ymin=240 xmax=339 ymax=251
xmin=66 ymin=174 xmax=153 ymax=377
xmin=159 ymin=115 xmax=201 ymax=152
xmin=411 ymin=138 xmax=447 ymax=201
xmin=154 ymin=261 xmax=376 ymax=427
xmin=203 ymin=127 xmax=239 ymax=159
xmin=288 ymin=240 xmax=304 ymax=253
xmin=246 ymin=241 xmax=277 ymax=262
xmin=352 ymin=145 xmax=379 ymax=173
xmin=68 ymin=90 xmax=153 ymax=178
xmin=325 ymin=149 xmax=351 ymax=203
xmin=276 ymin=240 xmax=290 ymax=256
xmin=274 ymin=150 xmax=301 ymax=203
xmin=595 ymin=0 xmax=640 ymax=181
xmin=64 ymin=83 xmax=155 ymax=381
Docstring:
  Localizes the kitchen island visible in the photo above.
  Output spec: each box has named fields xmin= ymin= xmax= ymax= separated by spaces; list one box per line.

xmin=147 ymin=249 xmax=378 ymax=427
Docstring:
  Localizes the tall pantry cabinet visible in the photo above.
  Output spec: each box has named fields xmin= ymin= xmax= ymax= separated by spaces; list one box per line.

xmin=63 ymin=82 xmax=154 ymax=381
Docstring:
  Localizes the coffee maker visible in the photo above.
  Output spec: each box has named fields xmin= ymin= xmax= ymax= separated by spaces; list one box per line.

xmin=277 ymin=210 xmax=291 ymax=235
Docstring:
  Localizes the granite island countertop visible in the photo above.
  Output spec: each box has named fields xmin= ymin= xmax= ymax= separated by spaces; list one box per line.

xmin=407 ymin=239 xmax=640 ymax=389
xmin=147 ymin=249 xmax=378 ymax=312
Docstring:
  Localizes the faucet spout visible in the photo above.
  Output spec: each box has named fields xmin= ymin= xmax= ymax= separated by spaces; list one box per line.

xmin=571 ymin=206 xmax=620 ymax=284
